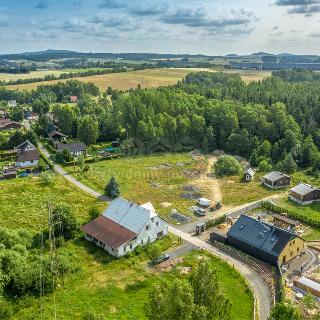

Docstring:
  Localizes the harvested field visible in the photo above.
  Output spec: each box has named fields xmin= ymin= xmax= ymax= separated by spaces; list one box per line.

xmin=5 ymin=68 xmax=271 ymax=91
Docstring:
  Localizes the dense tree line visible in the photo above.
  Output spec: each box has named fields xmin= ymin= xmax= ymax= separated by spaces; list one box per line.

xmin=0 ymin=80 xmax=100 ymax=107
xmin=272 ymin=69 xmax=320 ymax=82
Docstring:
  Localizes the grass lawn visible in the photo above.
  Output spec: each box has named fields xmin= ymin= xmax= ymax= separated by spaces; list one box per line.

xmin=7 ymin=241 xmax=253 ymax=320
xmin=63 ymin=153 xmax=198 ymax=221
xmin=5 ymin=68 xmax=271 ymax=91
xmin=219 ymin=172 xmax=285 ymax=206
xmin=0 ymin=175 xmax=105 ymax=233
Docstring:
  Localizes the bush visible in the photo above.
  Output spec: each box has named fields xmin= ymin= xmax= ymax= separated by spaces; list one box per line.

xmin=147 ymin=243 xmax=162 ymax=261
xmin=205 ymin=215 xmax=226 ymax=228
xmin=214 ymin=155 xmax=242 ymax=177
xmin=39 ymin=172 xmax=54 ymax=186
xmin=258 ymin=159 xmax=272 ymax=172
xmin=88 ymin=207 xmax=101 ymax=221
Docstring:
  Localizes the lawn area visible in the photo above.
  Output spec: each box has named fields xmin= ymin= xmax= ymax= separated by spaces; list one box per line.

xmin=5 ymin=68 xmax=271 ymax=91
xmin=63 ymin=153 xmax=199 ymax=221
xmin=0 ymin=175 xmax=105 ymax=233
xmin=219 ymin=172 xmax=285 ymax=206
xmin=7 ymin=242 xmax=253 ymax=320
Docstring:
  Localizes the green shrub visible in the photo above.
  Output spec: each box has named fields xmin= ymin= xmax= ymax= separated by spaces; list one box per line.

xmin=214 ymin=155 xmax=242 ymax=177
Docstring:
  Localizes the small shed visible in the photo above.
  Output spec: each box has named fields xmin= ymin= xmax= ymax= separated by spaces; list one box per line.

xmin=294 ymin=277 xmax=320 ymax=298
xmin=3 ymin=170 xmax=16 ymax=179
xmin=262 ymin=171 xmax=291 ymax=189
xmin=244 ymin=168 xmax=255 ymax=182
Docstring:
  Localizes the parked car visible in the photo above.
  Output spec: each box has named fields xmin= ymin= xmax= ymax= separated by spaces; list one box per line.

xmin=197 ymin=197 xmax=211 ymax=207
xmin=19 ymin=172 xmax=29 ymax=178
xmin=152 ymin=253 xmax=170 ymax=265
xmin=195 ymin=208 xmax=206 ymax=216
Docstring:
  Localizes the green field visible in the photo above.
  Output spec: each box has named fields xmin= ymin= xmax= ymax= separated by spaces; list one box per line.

xmin=63 ymin=153 xmax=199 ymax=221
xmin=0 ymin=175 xmax=105 ymax=233
xmin=219 ymin=172 xmax=285 ymax=206
xmin=7 ymin=244 xmax=253 ymax=320
xmin=1 ymin=170 xmax=253 ymax=320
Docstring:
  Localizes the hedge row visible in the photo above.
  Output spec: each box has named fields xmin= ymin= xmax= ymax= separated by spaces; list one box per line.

xmin=261 ymin=201 xmax=320 ymax=228
xmin=205 ymin=214 xmax=227 ymax=229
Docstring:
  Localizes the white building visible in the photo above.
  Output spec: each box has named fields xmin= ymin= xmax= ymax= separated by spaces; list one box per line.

xmin=15 ymin=140 xmax=39 ymax=168
xmin=82 ymin=198 xmax=168 ymax=257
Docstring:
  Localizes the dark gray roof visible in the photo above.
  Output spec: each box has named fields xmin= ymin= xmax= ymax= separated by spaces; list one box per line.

xmin=263 ymin=171 xmax=289 ymax=182
xmin=56 ymin=142 xmax=86 ymax=153
xmin=291 ymin=183 xmax=319 ymax=196
xmin=227 ymin=214 xmax=297 ymax=257
xmin=16 ymin=140 xmax=36 ymax=151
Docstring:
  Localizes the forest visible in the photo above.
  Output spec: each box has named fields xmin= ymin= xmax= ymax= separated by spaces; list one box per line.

xmin=2 ymin=70 xmax=320 ymax=176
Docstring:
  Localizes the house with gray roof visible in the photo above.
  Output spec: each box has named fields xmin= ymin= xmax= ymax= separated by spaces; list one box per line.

xmin=15 ymin=140 xmax=39 ymax=168
xmin=289 ymin=183 xmax=320 ymax=205
xmin=262 ymin=171 xmax=291 ymax=189
xmin=226 ymin=214 xmax=305 ymax=266
xmin=54 ymin=141 xmax=86 ymax=156
xmin=82 ymin=198 xmax=168 ymax=257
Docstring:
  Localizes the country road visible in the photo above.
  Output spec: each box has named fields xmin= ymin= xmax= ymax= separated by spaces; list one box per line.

xmin=39 ymin=142 xmax=272 ymax=319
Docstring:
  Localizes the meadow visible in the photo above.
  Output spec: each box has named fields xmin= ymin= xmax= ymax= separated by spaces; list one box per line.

xmin=219 ymin=172 xmax=285 ymax=206
xmin=7 ymin=244 xmax=253 ymax=320
xmin=63 ymin=153 xmax=199 ymax=221
xmin=0 ymin=175 xmax=105 ymax=233
xmin=1 ymin=170 xmax=253 ymax=320
xmin=5 ymin=68 xmax=271 ymax=91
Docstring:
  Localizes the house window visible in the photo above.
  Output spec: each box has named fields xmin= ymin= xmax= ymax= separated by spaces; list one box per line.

xmin=130 ymin=244 xmax=133 ymax=249
xmin=123 ymin=246 xmax=126 ymax=252
xmin=156 ymin=221 xmax=159 ymax=227
xmin=141 ymin=239 xmax=143 ymax=244
xmin=146 ymin=225 xmax=149 ymax=230
xmin=148 ymin=237 xmax=150 ymax=243
xmin=290 ymin=251 xmax=293 ymax=257
xmin=151 ymin=218 xmax=154 ymax=222
xmin=297 ymin=247 xmax=300 ymax=252
xmin=31 ymin=160 xmax=34 ymax=163
xmin=293 ymin=240 xmax=295 ymax=245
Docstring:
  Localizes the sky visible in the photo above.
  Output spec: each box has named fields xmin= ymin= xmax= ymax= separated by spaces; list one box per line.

xmin=0 ymin=0 xmax=320 ymax=55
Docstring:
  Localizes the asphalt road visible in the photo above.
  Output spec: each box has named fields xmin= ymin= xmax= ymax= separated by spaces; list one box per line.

xmin=39 ymin=142 xmax=272 ymax=319
xmin=169 ymin=226 xmax=272 ymax=320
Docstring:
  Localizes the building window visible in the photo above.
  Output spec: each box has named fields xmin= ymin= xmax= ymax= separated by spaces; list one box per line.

xmin=130 ymin=244 xmax=133 ymax=249
xmin=141 ymin=239 xmax=143 ymax=244
xmin=156 ymin=221 xmax=159 ymax=227
xmin=148 ymin=237 xmax=150 ymax=243
xmin=124 ymin=246 xmax=126 ymax=252
xmin=146 ymin=225 xmax=149 ymax=230
xmin=297 ymin=247 xmax=300 ymax=252
xmin=151 ymin=218 xmax=154 ymax=222
xmin=290 ymin=251 xmax=293 ymax=257
xmin=293 ymin=240 xmax=295 ymax=245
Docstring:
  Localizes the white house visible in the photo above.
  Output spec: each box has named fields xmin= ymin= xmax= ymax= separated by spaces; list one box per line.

xmin=82 ymin=198 xmax=168 ymax=258
xmin=15 ymin=140 xmax=39 ymax=168
xmin=244 ymin=168 xmax=255 ymax=182
xmin=7 ymin=100 xmax=17 ymax=108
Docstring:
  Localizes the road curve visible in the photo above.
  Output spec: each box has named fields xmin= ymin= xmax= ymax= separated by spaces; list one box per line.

xmin=39 ymin=142 xmax=272 ymax=319
xmin=169 ymin=226 xmax=272 ymax=320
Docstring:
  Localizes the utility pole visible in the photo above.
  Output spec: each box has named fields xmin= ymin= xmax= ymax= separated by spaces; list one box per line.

xmin=48 ymin=202 xmax=61 ymax=320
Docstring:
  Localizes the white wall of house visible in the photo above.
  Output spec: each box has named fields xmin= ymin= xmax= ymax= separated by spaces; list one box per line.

xmin=16 ymin=160 xmax=39 ymax=168
xmin=85 ymin=215 xmax=168 ymax=258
